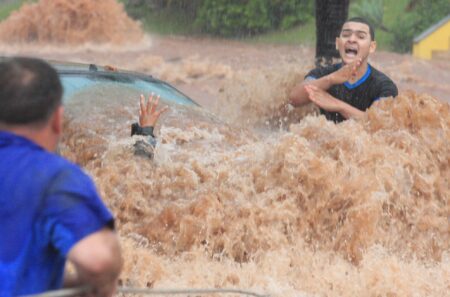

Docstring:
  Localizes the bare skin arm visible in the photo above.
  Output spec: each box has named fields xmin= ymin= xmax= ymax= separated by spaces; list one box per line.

xmin=289 ymin=75 xmax=335 ymax=106
xmin=304 ymin=85 xmax=365 ymax=120
xmin=65 ymin=228 xmax=122 ymax=297
xmin=289 ymin=58 xmax=362 ymax=107
xmin=139 ymin=93 xmax=169 ymax=128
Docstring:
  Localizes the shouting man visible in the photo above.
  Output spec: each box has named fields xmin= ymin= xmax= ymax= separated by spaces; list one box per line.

xmin=289 ymin=17 xmax=398 ymax=123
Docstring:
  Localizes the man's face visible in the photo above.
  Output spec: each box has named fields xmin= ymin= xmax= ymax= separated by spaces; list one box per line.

xmin=336 ymin=21 xmax=376 ymax=64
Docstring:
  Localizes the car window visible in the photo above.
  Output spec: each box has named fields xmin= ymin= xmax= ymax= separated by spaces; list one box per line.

xmin=60 ymin=72 xmax=198 ymax=107
xmin=59 ymin=70 xmax=222 ymax=131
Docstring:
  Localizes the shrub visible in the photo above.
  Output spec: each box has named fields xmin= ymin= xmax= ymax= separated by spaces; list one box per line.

xmin=195 ymin=0 xmax=313 ymax=37
xmin=350 ymin=0 xmax=388 ymax=32
xmin=123 ymin=0 xmax=201 ymax=18
xmin=390 ymin=0 xmax=450 ymax=52
xmin=389 ymin=14 xmax=417 ymax=53
xmin=271 ymin=0 xmax=313 ymax=30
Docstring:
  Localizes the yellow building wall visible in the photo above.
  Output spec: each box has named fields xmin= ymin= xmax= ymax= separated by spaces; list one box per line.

xmin=413 ymin=20 xmax=450 ymax=59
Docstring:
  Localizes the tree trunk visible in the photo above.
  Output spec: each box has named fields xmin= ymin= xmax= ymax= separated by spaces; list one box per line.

xmin=406 ymin=0 xmax=421 ymax=11
xmin=315 ymin=0 xmax=350 ymax=67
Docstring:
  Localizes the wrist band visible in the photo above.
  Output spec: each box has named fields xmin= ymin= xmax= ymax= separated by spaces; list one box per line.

xmin=131 ymin=123 xmax=155 ymax=137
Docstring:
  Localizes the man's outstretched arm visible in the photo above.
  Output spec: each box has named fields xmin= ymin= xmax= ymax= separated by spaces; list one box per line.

xmin=66 ymin=228 xmax=122 ymax=297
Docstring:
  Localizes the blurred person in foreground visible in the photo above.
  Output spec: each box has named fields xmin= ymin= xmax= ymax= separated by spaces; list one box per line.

xmin=289 ymin=17 xmax=398 ymax=123
xmin=0 ymin=57 xmax=122 ymax=296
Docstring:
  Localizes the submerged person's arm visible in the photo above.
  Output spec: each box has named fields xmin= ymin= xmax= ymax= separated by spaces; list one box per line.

xmin=131 ymin=122 xmax=157 ymax=146
xmin=131 ymin=93 xmax=168 ymax=147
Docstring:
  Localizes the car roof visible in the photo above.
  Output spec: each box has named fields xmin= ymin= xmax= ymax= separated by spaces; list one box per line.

xmin=50 ymin=60 xmax=156 ymax=82
xmin=0 ymin=56 xmax=202 ymax=109
xmin=0 ymin=56 xmax=171 ymax=89
xmin=0 ymin=56 xmax=135 ymax=74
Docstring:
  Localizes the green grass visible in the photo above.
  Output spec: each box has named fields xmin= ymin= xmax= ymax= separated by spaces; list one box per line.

xmin=0 ymin=0 xmax=31 ymax=22
xmin=249 ymin=21 xmax=316 ymax=46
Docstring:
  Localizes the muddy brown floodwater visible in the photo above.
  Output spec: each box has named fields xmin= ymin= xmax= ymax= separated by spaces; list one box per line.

xmin=0 ymin=1 xmax=449 ymax=296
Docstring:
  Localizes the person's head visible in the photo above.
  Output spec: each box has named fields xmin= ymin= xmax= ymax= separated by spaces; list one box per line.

xmin=0 ymin=57 xmax=63 ymax=151
xmin=336 ymin=17 xmax=376 ymax=65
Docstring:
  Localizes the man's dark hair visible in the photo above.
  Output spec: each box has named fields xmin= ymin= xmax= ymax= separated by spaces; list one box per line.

xmin=0 ymin=57 xmax=62 ymax=125
xmin=344 ymin=17 xmax=375 ymax=41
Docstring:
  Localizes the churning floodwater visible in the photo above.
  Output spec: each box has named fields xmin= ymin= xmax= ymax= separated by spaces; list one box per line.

xmin=0 ymin=1 xmax=449 ymax=296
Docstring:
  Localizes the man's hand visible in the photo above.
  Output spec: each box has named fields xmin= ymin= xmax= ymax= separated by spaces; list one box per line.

xmin=304 ymin=85 xmax=343 ymax=112
xmin=327 ymin=58 xmax=362 ymax=85
xmin=305 ymin=85 xmax=365 ymax=120
xmin=139 ymin=93 xmax=169 ymax=128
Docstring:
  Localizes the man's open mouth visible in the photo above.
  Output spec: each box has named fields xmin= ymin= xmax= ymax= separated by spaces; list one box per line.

xmin=345 ymin=48 xmax=358 ymax=57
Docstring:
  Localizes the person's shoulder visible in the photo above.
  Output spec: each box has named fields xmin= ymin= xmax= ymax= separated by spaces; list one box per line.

xmin=21 ymin=145 xmax=78 ymax=177
xmin=37 ymin=149 xmax=78 ymax=170
xmin=370 ymin=65 xmax=395 ymax=84
xmin=306 ymin=63 xmax=340 ymax=79
xmin=37 ymin=151 xmax=93 ymax=187
xmin=1 ymin=133 xmax=87 ymax=179
xmin=315 ymin=63 xmax=341 ymax=73
xmin=369 ymin=65 xmax=398 ymax=97
xmin=314 ymin=63 xmax=340 ymax=71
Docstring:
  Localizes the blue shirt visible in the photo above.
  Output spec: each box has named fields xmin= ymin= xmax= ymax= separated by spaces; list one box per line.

xmin=0 ymin=131 xmax=114 ymax=296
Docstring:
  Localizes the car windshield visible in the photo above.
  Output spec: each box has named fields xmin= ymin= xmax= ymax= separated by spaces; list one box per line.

xmin=59 ymin=70 xmax=199 ymax=107
xmin=57 ymin=67 xmax=221 ymax=139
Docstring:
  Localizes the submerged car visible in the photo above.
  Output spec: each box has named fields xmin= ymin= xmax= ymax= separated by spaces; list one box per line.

xmin=36 ymin=59 xmax=225 ymax=164
xmin=51 ymin=59 xmax=222 ymax=133
xmin=0 ymin=57 xmax=227 ymax=164
xmin=54 ymin=61 xmax=200 ymax=108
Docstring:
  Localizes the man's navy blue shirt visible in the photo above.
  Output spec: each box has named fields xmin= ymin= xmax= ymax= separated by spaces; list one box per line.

xmin=306 ymin=63 xmax=398 ymax=123
xmin=0 ymin=131 xmax=114 ymax=296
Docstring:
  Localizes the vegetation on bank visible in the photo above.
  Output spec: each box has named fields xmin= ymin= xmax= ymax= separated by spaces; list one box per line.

xmin=1 ymin=0 xmax=449 ymax=53
xmin=122 ymin=0 xmax=314 ymax=37
xmin=350 ymin=0 xmax=450 ymax=52
xmin=122 ymin=0 xmax=449 ymax=53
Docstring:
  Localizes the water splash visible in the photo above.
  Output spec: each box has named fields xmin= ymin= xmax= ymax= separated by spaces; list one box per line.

xmin=60 ymin=91 xmax=449 ymax=296
xmin=0 ymin=0 xmax=144 ymax=46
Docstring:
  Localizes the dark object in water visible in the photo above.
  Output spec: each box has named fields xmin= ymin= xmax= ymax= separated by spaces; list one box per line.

xmin=133 ymin=139 xmax=154 ymax=159
xmin=131 ymin=122 xmax=154 ymax=138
